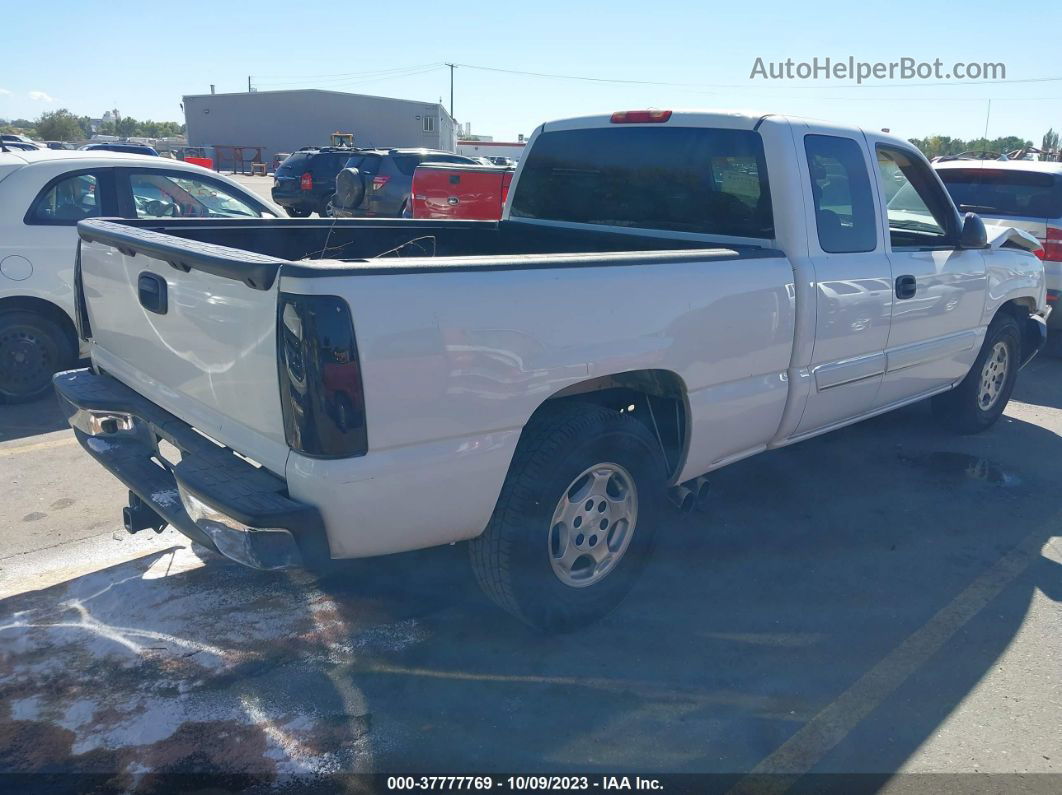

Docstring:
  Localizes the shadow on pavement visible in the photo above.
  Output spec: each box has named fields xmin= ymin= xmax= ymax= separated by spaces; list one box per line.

xmin=0 ymin=395 xmax=1059 ymax=788
xmin=0 ymin=393 xmax=69 ymax=444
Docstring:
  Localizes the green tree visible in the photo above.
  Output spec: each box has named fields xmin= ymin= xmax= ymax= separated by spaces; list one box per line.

xmin=1043 ymin=128 xmax=1059 ymax=154
xmin=115 ymin=116 xmax=139 ymax=138
xmin=35 ymin=109 xmax=83 ymax=141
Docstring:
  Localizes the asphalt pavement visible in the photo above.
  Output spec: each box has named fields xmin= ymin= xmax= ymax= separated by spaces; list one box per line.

xmin=0 ymin=352 xmax=1059 ymax=790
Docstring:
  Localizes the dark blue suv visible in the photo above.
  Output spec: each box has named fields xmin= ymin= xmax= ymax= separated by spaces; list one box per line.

xmin=271 ymin=147 xmax=358 ymax=217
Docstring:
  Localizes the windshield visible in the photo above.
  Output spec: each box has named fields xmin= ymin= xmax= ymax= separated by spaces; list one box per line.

xmin=510 ymin=126 xmax=774 ymax=238
xmin=937 ymin=168 xmax=1062 ymax=218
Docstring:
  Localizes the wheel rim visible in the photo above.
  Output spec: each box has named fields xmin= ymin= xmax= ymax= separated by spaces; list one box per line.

xmin=548 ymin=462 xmax=638 ymax=588
xmin=0 ymin=325 xmax=53 ymax=397
xmin=978 ymin=341 xmax=1010 ymax=411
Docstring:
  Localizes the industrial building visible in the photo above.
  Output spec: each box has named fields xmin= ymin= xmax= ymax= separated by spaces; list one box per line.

xmin=182 ymin=88 xmax=456 ymax=169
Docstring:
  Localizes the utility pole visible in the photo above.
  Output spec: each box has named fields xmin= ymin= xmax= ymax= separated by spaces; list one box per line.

xmin=445 ymin=63 xmax=456 ymax=121
xmin=248 ymin=75 xmax=252 ymax=93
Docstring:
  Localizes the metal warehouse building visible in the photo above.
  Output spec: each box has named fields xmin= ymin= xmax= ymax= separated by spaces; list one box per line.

xmin=183 ymin=89 xmax=456 ymax=167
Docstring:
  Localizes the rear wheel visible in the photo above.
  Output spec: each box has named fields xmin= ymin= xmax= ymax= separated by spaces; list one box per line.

xmin=318 ymin=194 xmax=335 ymax=218
xmin=470 ymin=403 xmax=666 ymax=632
xmin=932 ymin=312 xmax=1020 ymax=433
xmin=0 ymin=310 xmax=75 ymax=404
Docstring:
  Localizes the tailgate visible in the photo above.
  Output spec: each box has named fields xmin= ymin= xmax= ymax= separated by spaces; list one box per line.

xmin=76 ymin=220 xmax=289 ymax=474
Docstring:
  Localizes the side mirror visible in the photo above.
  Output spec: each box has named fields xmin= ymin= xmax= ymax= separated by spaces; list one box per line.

xmin=960 ymin=212 xmax=988 ymax=249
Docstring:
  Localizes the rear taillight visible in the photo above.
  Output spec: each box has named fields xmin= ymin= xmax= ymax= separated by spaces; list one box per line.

xmin=500 ymin=171 xmax=514 ymax=204
xmin=610 ymin=109 xmax=672 ymax=124
xmin=277 ymin=294 xmax=367 ymax=458
xmin=1035 ymin=227 xmax=1062 ymax=262
xmin=372 ymin=175 xmax=390 ymax=191
xmin=300 ymin=172 xmax=313 ymax=191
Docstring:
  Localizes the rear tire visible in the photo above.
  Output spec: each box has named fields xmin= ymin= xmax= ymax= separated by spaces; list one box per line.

xmin=318 ymin=194 xmax=335 ymax=218
xmin=470 ymin=403 xmax=667 ymax=632
xmin=932 ymin=312 xmax=1020 ymax=434
xmin=0 ymin=310 xmax=75 ymax=404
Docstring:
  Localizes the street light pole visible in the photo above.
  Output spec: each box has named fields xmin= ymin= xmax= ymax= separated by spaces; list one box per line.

xmin=445 ymin=63 xmax=456 ymax=121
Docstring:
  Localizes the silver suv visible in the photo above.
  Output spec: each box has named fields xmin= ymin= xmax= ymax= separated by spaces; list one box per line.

xmin=935 ymin=160 xmax=1062 ymax=327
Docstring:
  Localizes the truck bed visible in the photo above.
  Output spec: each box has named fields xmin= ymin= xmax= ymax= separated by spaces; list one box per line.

xmin=77 ymin=217 xmax=779 ymax=289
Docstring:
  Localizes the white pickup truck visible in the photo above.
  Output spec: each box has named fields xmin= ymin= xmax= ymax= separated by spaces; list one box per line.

xmin=55 ymin=110 xmax=1047 ymax=630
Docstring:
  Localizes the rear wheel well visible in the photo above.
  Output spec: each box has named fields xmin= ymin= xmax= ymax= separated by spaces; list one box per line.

xmin=0 ymin=296 xmax=78 ymax=350
xmin=530 ymin=370 xmax=689 ymax=481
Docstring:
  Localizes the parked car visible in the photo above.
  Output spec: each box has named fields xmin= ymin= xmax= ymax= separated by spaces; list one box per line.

xmin=271 ymin=147 xmax=359 ymax=218
xmin=410 ymin=161 xmax=514 ymax=220
xmin=80 ymin=142 xmax=160 ymax=157
xmin=0 ymin=148 xmax=283 ymax=402
xmin=43 ymin=141 xmax=75 ymax=151
xmin=58 ymin=110 xmax=1046 ymax=631
xmin=934 ymin=160 xmax=1062 ymax=328
xmin=1 ymin=141 xmax=41 ymax=152
xmin=270 ymin=152 xmax=291 ymax=174
xmin=1 ymin=133 xmax=38 ymax=147
xmin=331 ymin=148 xmax=480 ymax=218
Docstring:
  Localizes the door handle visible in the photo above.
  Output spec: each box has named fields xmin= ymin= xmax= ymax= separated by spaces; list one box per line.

xmin=895 ymin=274 xmax=917 ymax=300
xmin=138 ymin=272 xmax=167 ymax=314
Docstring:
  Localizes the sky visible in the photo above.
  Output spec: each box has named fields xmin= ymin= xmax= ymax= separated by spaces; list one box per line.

xmin=2 ymin=0 xmax=1060 ymax=145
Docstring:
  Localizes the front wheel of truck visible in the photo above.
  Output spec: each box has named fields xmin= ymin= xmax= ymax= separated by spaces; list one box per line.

xmin=932 ymin=312 xmax=1021 ymax=434
xmin=469 ymin=403 xmax=667 ymax=632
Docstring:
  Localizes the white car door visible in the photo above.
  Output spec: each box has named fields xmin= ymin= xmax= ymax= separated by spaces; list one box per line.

xmin=864 ymin=136 xmax=988 ymax=408
xmin=5 ymin=164 xmax=118 ymax=308
xmin=790 ymin=123 xmax=894 ymax=435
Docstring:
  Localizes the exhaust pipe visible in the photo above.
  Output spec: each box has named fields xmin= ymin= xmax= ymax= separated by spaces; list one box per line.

xmin=667 ymin=485 xmax=695 ymax=514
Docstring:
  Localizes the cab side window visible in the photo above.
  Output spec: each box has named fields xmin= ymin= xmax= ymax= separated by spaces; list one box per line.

xmin=27 ymin=173 xmax=100 ymax=224
xmin=804 ymin=135 xmax=877 ymax=253
xmin=876 ymin=145 xmax=954 ymax=248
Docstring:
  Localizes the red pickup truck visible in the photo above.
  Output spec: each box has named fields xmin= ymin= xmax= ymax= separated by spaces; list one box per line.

xmin=410 ymin=162 xmax=514 ymax=220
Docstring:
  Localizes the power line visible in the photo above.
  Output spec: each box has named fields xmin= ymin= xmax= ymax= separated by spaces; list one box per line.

xmin=454 ymin=61 xmax=1062 ymax=90
xmin=254 ymin=66 xmax=445 ymax=91
xmin=252 ymin=62 xmax=443 ymax=82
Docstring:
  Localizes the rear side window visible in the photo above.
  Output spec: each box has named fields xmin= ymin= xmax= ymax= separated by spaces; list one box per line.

xmin=27 ymin=173 xmax=100 ymax=224
xmin=804 ymin=135 xmax=877 ymax=253
xmin=314 ymin=153 xmax=353 ymax=174
xmin=392 ymin=155 xmax=424 ymax=176
xmin=510 ymin=127 xmax=774 ymax=238
xmin=937 ymin=168 xmax=1062 ymax=218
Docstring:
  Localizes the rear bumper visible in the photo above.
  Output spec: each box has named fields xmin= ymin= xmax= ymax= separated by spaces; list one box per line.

xmin=53 ymin=368 xmax=329 ymax=570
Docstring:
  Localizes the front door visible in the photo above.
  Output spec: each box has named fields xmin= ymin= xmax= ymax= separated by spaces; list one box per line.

xmin=866 ymin=138 xmax=988 ymax=408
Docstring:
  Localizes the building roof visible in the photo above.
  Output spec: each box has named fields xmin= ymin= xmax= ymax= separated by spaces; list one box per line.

xmin=182 ymin=88 xmax=454 ymax=122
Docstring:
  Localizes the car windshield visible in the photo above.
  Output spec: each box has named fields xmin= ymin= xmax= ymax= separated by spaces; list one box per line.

xmin=937 ymin=168 xmax=1062 ymax=218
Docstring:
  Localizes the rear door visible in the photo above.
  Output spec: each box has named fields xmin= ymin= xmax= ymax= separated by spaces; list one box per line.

xmin=11 ymin=164 xmax=118 ymax=318
xmin=866 ymin=137 xmax=988 ymax=407
xmin=792 ymin=124 xmax=894 ymax=434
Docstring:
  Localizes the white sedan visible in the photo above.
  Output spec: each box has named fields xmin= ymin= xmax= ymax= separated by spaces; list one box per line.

xmin=0 ymin=148 xmax=284 ymax=402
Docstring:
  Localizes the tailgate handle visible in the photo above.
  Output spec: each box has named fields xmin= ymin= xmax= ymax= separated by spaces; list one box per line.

xmin=138 ymin=272 xmax=168 ymax=315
